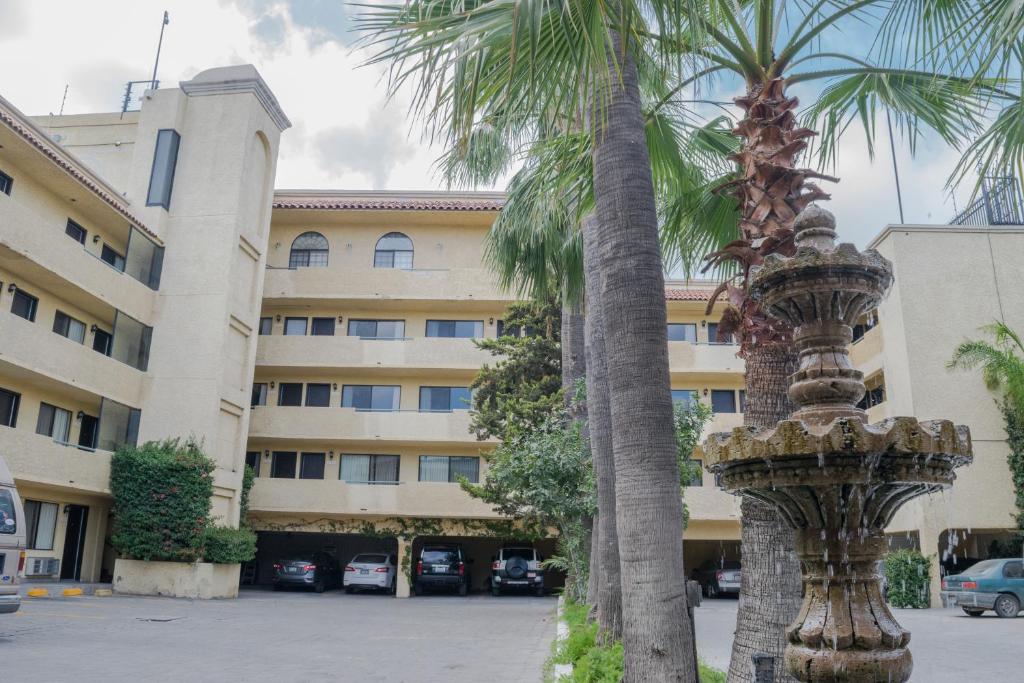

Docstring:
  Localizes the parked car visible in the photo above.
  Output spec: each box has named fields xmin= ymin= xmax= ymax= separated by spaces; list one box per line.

xmin=414 ymin=544 xmax=471 ymax=596
xmin=0 ymin=457 xmax=24 ymax=614
xmin=344 ymin=553 xmax=397 ymax=594
xmin=271 ymin=552 xmax=342 ymax=593
xmin=491 ymin=546 xmax=545 ymax=596
xmin=692 ymin=559 xmax=741 ymax=598
xmin=941 ymin=558 xmax=1024 ymax=618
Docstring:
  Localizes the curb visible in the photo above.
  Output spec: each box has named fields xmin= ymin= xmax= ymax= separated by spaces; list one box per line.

xmin=552 ymin=595 xmax=573 ymax=680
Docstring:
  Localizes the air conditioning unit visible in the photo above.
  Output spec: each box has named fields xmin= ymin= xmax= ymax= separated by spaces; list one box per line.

xmin=25 ymin=557 xmax=60 ymax=577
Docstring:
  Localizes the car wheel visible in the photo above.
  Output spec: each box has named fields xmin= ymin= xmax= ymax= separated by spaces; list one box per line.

xmin=994 ymin=594 xmax=1020 ymax=618
xmin=458 ymin=582 xmax=468 ymax=596
xmin=962 ymin=608 xmax=985 ymax=617
xmin=314 ymin=580 xmax=325 ymax=594
xmin=389 ymin=578 xmax=396 ymax=596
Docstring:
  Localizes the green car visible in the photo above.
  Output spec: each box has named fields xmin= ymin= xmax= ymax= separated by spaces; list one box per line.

xmin=941 ymin=558 xmax=1024 ymax=618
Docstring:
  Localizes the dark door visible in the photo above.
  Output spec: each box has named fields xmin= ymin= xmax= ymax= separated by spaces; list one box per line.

xmin=78 ymin=415 xmax=98 ymax=450
xmin=93 ymin=329 xmax=113 ymax=356
xmin=60 ymin=505 xmax=89 ymax=580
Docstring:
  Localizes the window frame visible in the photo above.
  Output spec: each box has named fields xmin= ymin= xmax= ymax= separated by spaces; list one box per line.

xmin=100 ymin=243 xmax=126 ymax=272
xmin=288 ymin=231 xmax=329 ymax=269
xmin=146 ymin=129 xmax=181 ymax=210
xmin=0 ymin=169 xmax=12 ymax=196
xmin=418 ymin=386 xmax=472 ymax=412
xmin=245 ymin=451 xmax=261 ymax=477
xmin=53 ymin=310 xmax=87 ymax=344
xmin=10 ymin=288 xmax=38 ymax=322
xmin=277 ymin=383 xmax=304 ymax=407
xmin=304 ymin=383 xmax=331 ymax=407
xmin=250 ymin=383 xmax=268 ymax=407
xmin=270 ymin=451 xmax=297 ymax=479
xmin=35 ymin=402 xmax=72 ymax=443
xmin=418 ymin=455 xmax=480 ymax=483
xmin=299 ymin=452 xmax=326 ymax=480
xmin=283 ymin=317 xmax=308 ymax=336
xmin=710 ymin=389 xmax=738 ymax=414
xmin=310 ymin=317 xmax=336 ymax=336
xmin=258 ymin=317 xmax=273 ymax=336
xmin=667 ymin=323 xmax=698 ymax=343
xmin=341 ymin=385 xmax=401 ymax=411
xmin=373 ymin=232 xmax=414 ymax=269
xmin=425 ymin=319 xmax=484 ymax=339
xmin=339 ymin=454 xmax=401 ymax=485
xmin=65 ymin=219 xmax=87 ymax=245
xmin=347 ymin=319 xmax=407 ymax=340
xmin=0 ymin=387 xmax=20 ymax=428
xmin=23 ymin=500 xmax=58 ymax=551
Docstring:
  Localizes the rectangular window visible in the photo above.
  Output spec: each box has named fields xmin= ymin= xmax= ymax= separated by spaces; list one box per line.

xmin=23 ymin=500 xmax=58 ymax=551
xmin=419 ymin=387 xmax=472 ymax=412
xmin=10 ymin=289 xmax=38 ymax=322
xmin=146 ymin=129 xmax=181 ymax=209
xmin=258 ymin=317 xmax=273 ymax=335
xmin=341 ymin=385 xmax=400 ymax=411
xmin=0 ymin=387 xmax=20 ymax=428
xmin=65 ymin=219 xmax=87 ymax=245
xmin=251 ymin=383 xmax=268 ymax=407
xmin=340 ymin=454 xmax=400 ymax=484
xmin=124 ymin=228 xmax=164 ymax=290
xmin=418 ymin=455 xmax=480 ymax=483
xmin=53 ymin=311 xmax=86 ymax=344
xmin=707 ymin=323 xmax=735 ymax=345
xmin=36 ymin=403 xmax=72 ymax=443
xmin=425 ymin=320 xmax=484 ymax=338
xmin=711 ymin=390 xmax=737 ymax=413
xmin=310 ymin=317 xmax=335 ymax=336
xmin=305 ymin=383 xmax=331 ymax=407
xmin=270 ymin=451 xmax=297 ymax=479
xmin=671 ymin=390 xmax=698 ymax=409
xmin=667 ymin=323 xmax=697 ymax=342
xmin=300 ymin=452 xmax=326 ymax=480
xmin=93 ymin=328 xmax=113 ymax=356
xmin=111 ymin=311 xmax=152 ymax=371
xmin=0 ymin=169 xmax=11 ymax=195
xmin=96 ymin=397 xmax=141 ymax=451
xmin=284 ymin=317 xmax=307 ymax=336
xmin=277 ymin=383 xmax=303 ymax=407
xmin=245 ymin=451 xmax=261 ymax=477
xmin=347 ymin=319 xmax=406 ymax=339
xmin=100 ymin=244 xmax=126 ymax=272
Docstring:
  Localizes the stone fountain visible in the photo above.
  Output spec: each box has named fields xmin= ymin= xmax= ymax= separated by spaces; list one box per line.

xmin=698 ymin=207 xmax=972 ymax=682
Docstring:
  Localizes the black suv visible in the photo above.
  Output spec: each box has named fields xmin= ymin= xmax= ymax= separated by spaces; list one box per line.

xmin=491 ymin=546 xmax=545 ymax=596
xmin=414 ymin=544 xmax=471 ymax=596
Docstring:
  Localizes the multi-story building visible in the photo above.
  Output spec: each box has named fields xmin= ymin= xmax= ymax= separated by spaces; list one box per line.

xmin=1 ymin=64 xmax=1019 ymax=603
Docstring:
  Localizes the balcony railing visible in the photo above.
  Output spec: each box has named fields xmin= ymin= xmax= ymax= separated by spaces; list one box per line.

xmin=950 ymin=176 xmax=1024 ymax=227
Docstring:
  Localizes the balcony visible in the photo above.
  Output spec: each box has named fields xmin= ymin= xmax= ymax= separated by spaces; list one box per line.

xmin=851 ymin=325 xmax=883 ymax=377
xmin=0 ymin=427 xmax=112 ymax=495
xmin=667 ymin=342 xmax=744 ymax=377
xmin=248 ymin=406 xmax=488 ymax=447
xmin=0 ymin=310 xmax=144 ymax=407
xmin=0 ymin=198 xmax=156 ymax=324
xmin=256 ymin=335 xmax=488 ymax=374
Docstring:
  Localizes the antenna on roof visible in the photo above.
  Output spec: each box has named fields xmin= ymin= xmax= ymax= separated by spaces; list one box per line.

xmin=58 ymin=85 xmax=69 ymax=116
xmin=151 ymin=11 xmax=170 ymax=85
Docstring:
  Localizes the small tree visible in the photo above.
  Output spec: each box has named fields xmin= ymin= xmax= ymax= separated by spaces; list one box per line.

xmin=884 ymin=549 xmax=931 ymax=609
xmin=675 ymin=401 xmax=713 ymax=528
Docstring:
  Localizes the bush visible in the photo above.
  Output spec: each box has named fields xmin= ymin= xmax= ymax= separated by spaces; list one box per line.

xmin=109 ymin=438 xmax=214 ymax=562
xmin=884 ymin=549 xmax=931 ymax=608
xmin=239 ymin=464 xmax=256 ymax=525
xmin=203 ymin=526 xmax=257 ymax=564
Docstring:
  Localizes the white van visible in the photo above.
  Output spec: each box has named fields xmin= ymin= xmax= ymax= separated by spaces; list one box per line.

xmin=0 ymin=456 xmax=25 ymax=613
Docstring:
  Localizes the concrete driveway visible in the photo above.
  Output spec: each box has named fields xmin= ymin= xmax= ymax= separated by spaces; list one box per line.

xmin=1 ymin=587 xmax=557 ymax=683
xmin=694 ymin=597 xmax=1023 ymax=681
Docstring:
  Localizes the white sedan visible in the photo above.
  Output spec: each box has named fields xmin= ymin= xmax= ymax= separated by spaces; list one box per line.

xmin=344 ymin=553 xmax=397 ymax=594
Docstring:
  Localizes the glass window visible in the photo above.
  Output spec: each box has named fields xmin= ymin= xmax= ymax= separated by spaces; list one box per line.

xmin=289 ymin=232 xmax=329 ymax=268
xmin=342 ymin=385 xmax=400 ymax=411
xmin=707 ymin=323 xmax=734 ymax=345
xmin=340 ymin=454 xmax=400 ymax=484
xmin=271 ymin=451 xmax=297 ymax=478
xmin=258 ymin=317 xmax=273 ymax=335
xmin=0 ymin=169 xmax=11 ymax=195
xmin=36 ymin=403 xmax=72 ymax=443
xmin=352 ymin=554 xmax=389 ymax=565
xmin=124 ymin=228 xmax=164 ymax=290
xmin=425 ymin=320 xmax=483 ymax=338
xmin=53 ymin=311 xmax=86 ymax=344
xmin=671 ymin=390 xmax=698 ymax=409
xmin=300 ymin=452 xmax=326 ymax=480
xmin=0 ymin=490 xmax=16 ymax=535
xmin=101 ymin=244 xmax=126 ymax=272
xmin=65 ymin=219 xmax=87 ymax=244
xmin=419 ymin=387 xmax=472 ymax=412
xmin=667 ymin=323 xmax=697 ymax=342
xmin=419 ymin=456 xmax=479 ymax=483
xmin=146 ymin=129 xmax=180 ymax=209
xmin=347 ymin=319 xmax=406 ymax=339
xmin=245 ymin=451 xmax=261 ymax=477
xmin=93 ymin=328 xmax=113 ymax=356
xmin=1003 ymin=560 xmax=1023 ymax=579
xmin=0 ymin=388 xmax=20 ymax=428
xmin=251 ymin=383 xmax=268 ymax=407
xmin=284 ymin=318 xmax=307 ymax=336
xmin=373 ymin=232 xmax=414 ymax=269
xmin=111 ymin=311 xmax=152 ymax=371
xmin=23 ymin=500 xmax=58 ymax=550
xmin=711 ymin=390 xmax=737 ymax=413
xmin=277 ymin=383 xmax=303 ymax=407
xmin=11 ymin=289 xmax=38 ymax=322
xmin=305 ymin=383 xmax=331 ymax=407
xmin=310 ymin=318 xmax=335 ymax=336
xmin=96 ymin=398 xmax=141 ymax=451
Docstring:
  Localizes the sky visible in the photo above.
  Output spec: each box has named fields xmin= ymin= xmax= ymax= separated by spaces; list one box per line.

xmin=0 ymin=0 xmax=988 ymax=249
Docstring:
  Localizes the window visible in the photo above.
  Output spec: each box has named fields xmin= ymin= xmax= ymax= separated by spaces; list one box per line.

xmin=258 ymin=317 xmax=273 ymax=335
xmin=36 ymin=403 xmax=72 ymax=443
xmin=667 ymin=323 xmax=697 ymax=342
xmin=0 ymin=387 xmax=20 ymax=428
xmin=671 ymin=390 xmax=698 ymax=409
xmin=289 ymin=231 xmax=329 ymax=268
xmin=419 ymin=387 xmax=472 ymax=412
xmin=65 ymin=219 xmax=87 ymax=244
xmin=1004 ymin=561 xmax=1023 ymax=579
xmin=0 ymin=169 xmax=11 ymax=195
xmin=277 ymin=383 xmax=303 ymax=407
xmin=857 ymin=373 xmax=887 ymax=409
xmin=124 ymin=228 xmax=164 ymax=290
xmin=310 ymin=317 xmax=335 ymax=336
xmin=305 ymin=383 xmax=331 ymax=407
xmin=96 ymin=398 xmax=140 ymax=451
xmin=686 ymin=460 xmax=704 ymax=487
xmin=0 ymin=489 xmax=15 ymax=535
xmin=707 ymin=323 xmax=734 ymax=345
xmin=418 ymin=455 xmax=479 ymax=483
xmin=271 ymin=451 xmax=297 ymax=478
xmin=251 ymin=383 xmax=268 ymax=407
xmin=101 ymin=244 xmax=126 ymax=272
xmin=373 ymin=232 xmax=413 ymax=269
xmin=93 ymin=328 xmax=113 ymax=356
xmin=342 ymin=385 xmax=400 ymax=411
xmin=53 ymin=311 xmax=86 ymax=344
xmin=340 ymin=454 xmax=400 ymax=484
xmin=111 ymin=311 xmax=151 ymax=371
xmin=300 ymin=452 xmax=326 ymax=480
xmin=711 ymin=390 xmax=737 ymax=413
xmin=78 ymin=414 xmax=98 ymax=450
xmin=284 ymin=317 xmax=307 ymax=336
xmin=245 ymin=451 xmax=261 ymax=477
xmin=10 ymin=289 xmax=38 ymax=322
xmin=146 ymin=129 xmax=181 ymax=209
xmin=347 ymin=319 xmax=406 ymax=339
xmin=426 ymin=320 xmax=483 ymax=338
xmin=23 ymin=500 xmax=58 ymax=550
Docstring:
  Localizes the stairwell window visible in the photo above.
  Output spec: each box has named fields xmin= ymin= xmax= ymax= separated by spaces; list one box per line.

xmin=0 ymin=169 xmax=12 ymax=195
xmin=418 ymin=455 xmax=479 ymax=483
xmin=10 ymin=289 xmax=38 ymax=322
xmin=342 ymin=385 xmax=400 ymax=411
xmin=425 ymin=320 xmax=483 ymax=338
xmin=53 ymin=311 xmax=86 ymax=344
xmin=65 ymin=219 xmax=87 ymax=245
xmin=146 ymin=129 xmax=181 ymax=209
xmin=348 ymin=319 xmax=405 ymax=339
xmin=374 ymin=232 xmax=414 ymax=269
xmin=36 ymin=403 xmax=72 ymax=443
xmin=667 ymin=323 xmax=697 ymax=342
xmin=0 ymin=387 xmax=21 ymax=428
xmin=289 ymin=232 xmax=329 ymax=268
xmin=340 ymin=454 xmax=400 ymax=484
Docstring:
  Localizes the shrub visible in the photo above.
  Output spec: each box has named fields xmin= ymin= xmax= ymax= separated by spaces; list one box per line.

xmin=109 ymin=438 xmax=214 ymax=562
xmin=203 ymin=526 xmax=257 ymax=564
xmin=885 ymin=549 xmax=931 ymax=608
xmin=239 ymin=464 xmax=256 ymax=525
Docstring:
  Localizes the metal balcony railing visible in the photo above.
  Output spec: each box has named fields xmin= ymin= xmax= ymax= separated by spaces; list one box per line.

xmin=950 ymin=176 xmax=1024 ymax=227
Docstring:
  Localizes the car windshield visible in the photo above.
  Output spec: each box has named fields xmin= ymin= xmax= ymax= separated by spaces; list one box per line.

xmin=353 ymin=554 xmax=388 ymax=564
xmin=0 ymin=489 xmax=15 ymax=534
xmin=961 ymin=559 xmax=1002 ymax=575
xmin=502 ymin=549 xmax=534 ymax=560
xmin=422 ymin=548 xmax=459 ymax=564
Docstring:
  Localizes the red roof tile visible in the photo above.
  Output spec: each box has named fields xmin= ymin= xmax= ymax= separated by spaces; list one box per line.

xmin=665 ymin=288 xmax=713 ymax=301
xmin=273 ymin=196 xmax=505 ymax=212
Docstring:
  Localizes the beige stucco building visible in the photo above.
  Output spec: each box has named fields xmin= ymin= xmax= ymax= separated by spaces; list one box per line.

xmin=0 ymin=65 xmax=1018 ymax=602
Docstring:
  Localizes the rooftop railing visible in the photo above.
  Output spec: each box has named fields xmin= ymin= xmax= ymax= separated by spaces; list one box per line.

xmin=950 ymin=176 xmax=1024 ymax=227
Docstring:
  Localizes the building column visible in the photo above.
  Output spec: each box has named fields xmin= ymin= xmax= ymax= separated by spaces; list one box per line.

xmin=396 ymin=537 xmax=412 ymax=598
xmin=920 ymin=525 xmax=944 ymax=608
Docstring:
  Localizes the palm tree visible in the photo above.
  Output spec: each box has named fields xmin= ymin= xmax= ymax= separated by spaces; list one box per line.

xmin=949 ymin=321 xmax=1024 ymax=412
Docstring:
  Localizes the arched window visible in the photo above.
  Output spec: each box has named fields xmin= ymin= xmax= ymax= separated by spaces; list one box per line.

xmin=289 ymin=231 xmax=328 ymax=268
xmin=374 ymin=232 xmax=414 ymax=269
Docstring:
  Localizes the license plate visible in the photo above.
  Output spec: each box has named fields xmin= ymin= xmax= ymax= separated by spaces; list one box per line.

xmin=360 ymin=569 xmax=369 ymax=575
xmin=433 ymin=565 xmax=448 ymax=572
xmin=527 ymin=572 xmax=536 ymax=578
xmin=286 ymin=567 xmax=297 ymax=574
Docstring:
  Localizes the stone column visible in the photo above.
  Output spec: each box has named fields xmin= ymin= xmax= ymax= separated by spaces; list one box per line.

xmin=395 ymin=537 xmax=412 ymax=598
xmin=918 ymin=524 xmax=945 ymax=608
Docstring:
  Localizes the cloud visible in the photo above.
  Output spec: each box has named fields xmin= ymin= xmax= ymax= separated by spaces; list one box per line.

xmin=311 ymin=105 xmax=416 ymax=189
xmin=225 ymin=0 xmax=354 ymax=52
xmin=0 ymin=3 xmax=28 ymax=39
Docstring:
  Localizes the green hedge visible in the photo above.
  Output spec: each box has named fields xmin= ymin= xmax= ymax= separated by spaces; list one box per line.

xmin=203 ymin=526 xmax=257 ymax=564
xmin=884 ymin=549 xmax=931 ymax=608
xmin=109 ymin=438 xmax=214 ymax=562
xmin=239 ymin=464 xmax=256 ymax=525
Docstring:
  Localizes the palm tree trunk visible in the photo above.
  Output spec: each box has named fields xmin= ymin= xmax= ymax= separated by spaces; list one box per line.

xmin=591 ymin=25 xmax=696 ymax=681
xmin=582 ymin=212 xmax=622 ymax=640
xmin=562 ymin=299 xmax=592 ymax=601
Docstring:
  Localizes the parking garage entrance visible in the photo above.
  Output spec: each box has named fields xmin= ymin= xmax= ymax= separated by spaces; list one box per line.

xmin=247 ymin=531 xmax=398 ymax=588
xmin=411 ymin=536 xmax=562 ymax=594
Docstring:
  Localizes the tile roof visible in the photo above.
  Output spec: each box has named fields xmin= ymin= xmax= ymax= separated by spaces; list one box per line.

xmin=273 ymin=193 xmax=505 ymax=212
xmin=665 ymin=288 xmax=713 ymax=301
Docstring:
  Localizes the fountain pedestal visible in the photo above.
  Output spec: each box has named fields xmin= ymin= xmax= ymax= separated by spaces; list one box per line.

xmin=698 ymin=207 xmax=972 ymax=682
